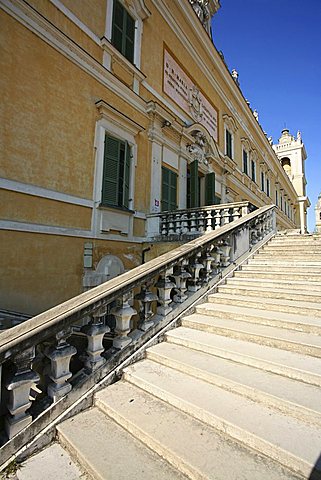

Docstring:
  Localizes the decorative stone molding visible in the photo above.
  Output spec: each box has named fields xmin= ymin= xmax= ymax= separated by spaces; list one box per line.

xmin=96 ymin=100 xmax=145 ymax=136
xmin=188 ymin=0 xmax=220 ymax=33
xmin=222 ymin=114 xmax=238 ymax=133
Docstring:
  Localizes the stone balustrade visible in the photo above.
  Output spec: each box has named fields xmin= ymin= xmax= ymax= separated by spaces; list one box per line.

xmin=146 ymin=201 xmax=255 ymax=240
xmin=0 ymin=205 xmax=276 ymax=466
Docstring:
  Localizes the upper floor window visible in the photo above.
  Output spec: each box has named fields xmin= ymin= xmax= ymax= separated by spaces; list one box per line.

xmin=261 ymin=171 xmax=265 ymax=192
xmin=225 ymin=129 xmax=233 ymax=159
xmin=112 ymin=0 xmax=135 ymax=63
xmin=102 ymin=134 xmax=131 ymax=209
xmin=251 ymin=159 xmax=256 ymax=182
xmin=276 ymin=189 xmax=278 ymax=206
xmin=266 ymin=178 xmax=270 ymax=197
xmin=242 ymin=150 xmax=248 ymax=175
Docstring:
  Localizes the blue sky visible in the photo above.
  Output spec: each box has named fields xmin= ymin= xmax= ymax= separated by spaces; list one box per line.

xmin=212 ymin=0 xmax=321 ymax=232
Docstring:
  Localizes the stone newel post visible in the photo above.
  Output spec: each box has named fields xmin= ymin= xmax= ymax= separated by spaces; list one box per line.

xmin=111 ymin=293 xmax=137 ymax=349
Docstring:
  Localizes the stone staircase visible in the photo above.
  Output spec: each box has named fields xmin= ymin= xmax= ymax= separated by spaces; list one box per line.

xmin=19 ymin=234 xmax=321 ymax=480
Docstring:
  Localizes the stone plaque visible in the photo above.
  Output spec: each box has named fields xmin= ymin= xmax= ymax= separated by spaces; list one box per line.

xmin=163 ymin=50 xmax=218 ymax=141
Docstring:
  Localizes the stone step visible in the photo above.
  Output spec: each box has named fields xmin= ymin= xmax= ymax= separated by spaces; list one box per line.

xmin=146 ymin=342 xmax=321 ymax=427
xmin=271 ymin=238 xmax=321 ymax=244
xmin=57 ymin=406 xmax=186 ymax=480
xmin=208 ymin=292 xmax=321 ymax=317
xmin=262 ymin=245 xmax=321 ymax=252
xmin=256 ymin=251 xmax=321 ymax=259
xmin=234 ymin=270 xmax=321 ymax=281
xmin=218 ymin=283 xmax=321 ymax=303
xmin=166 ymin=327 xmax=321 ymax=387
xmin=248 ymin=259 xmax=321 ymax=267
xmin=122 ymin=359 xmax=321 ymax=479
xmin=241 ymin=264 xmax=321 ymax=274
xmin=195 ymin=302 xmax=321 ymax=334
xmin=225 ymin=277 xmax=321 ymax=292
xmin=183 ymin=312 xmax=321 ymax=358
xmin=95 ymin=381 xmax=300 ymax=480
xmin=16 ymin=443 xmax=88 ymax=480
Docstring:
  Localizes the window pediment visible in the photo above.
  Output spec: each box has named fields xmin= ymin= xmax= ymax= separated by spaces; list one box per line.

xmin=223 ymin=114 xmax=238 ymax=133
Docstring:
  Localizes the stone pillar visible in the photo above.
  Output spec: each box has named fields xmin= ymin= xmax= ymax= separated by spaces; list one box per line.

xmin=299 ymin=199 xmax=306 ymax=233
xmin=150 ymin=140 xmax=162 ymax=214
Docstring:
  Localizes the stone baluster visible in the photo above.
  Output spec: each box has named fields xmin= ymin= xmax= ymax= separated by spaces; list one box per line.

xmin=214 ymin=209 xmax=221 ymax=229
xmin=111 ymin=293 xmax=137 ymax=349
xmin=161 ymin=215 xmax=167 ymax=236
xmin=206 ymin=209 xmax=213 ymax=232
xmin=5 ymin=347 xmax=40 ymax=439
xmin=232 ymin=207 xmax=241 ymax=222
xmin=250 ymin=221 xmax=259 ymax=246
xmin=187 ymin=253 xmax=203 ymax=292
xmin=222 ymin=208 xmax=230 ymax=225
xmin=45 ymin=329 xmax=77 ymax=402
xmin=181 ymin=214 xmax=189 ymax=234
xmin=155 ymin=268 xmax=175 ymax=316
xmin=190 ymin=212 xmax=197 ymax=233
xmin=168 ymin=214 xmax=175 ymax=235
xmin=135 ymin=281 xmax=158 ymax=331
xmin=81 ymin=306 xmax=110 ymax=372
xmin=172 ymin=261 xmax=192 ymax=303
xmin=197 ymin=211 xmax=205 ymax=233
xmin=175 ymin=213 xmax=181 ymax=235
xmin=219 ymin=238 xmax=231 ymax=267
xmin=242 ymin=204 xmax=249 ymax=216
xmin=200 ymin=247 xmax=214 ymax=285
xmin=210 ymin=245 xmax=222 ymax=275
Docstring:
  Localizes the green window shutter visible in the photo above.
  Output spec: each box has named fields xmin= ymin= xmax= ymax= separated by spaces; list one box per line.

xmin=190 ymin=159 xmax=199 ymax=208
xmin=123 ymin=143 xmax=131 ymax=208
xmin=102 ymin=135 xmax=120 ymax=206
xmin=161 ymin=167 xmax=169 ymax=212
xmin=112 ymin=1 xmax=124 ymax=54
xmin=111 ymin=0 xmax=135 ymax=63
xmin=251 ymin=160 xmax=256 ymax=182
xmin=226 ymin=130 xmax=232 ymax=159
xmin=205 ymin=172 xmax=216 ymax=206
xmin=162 ymin=166 xmax=177 ymax=212
xmin=243 ymin=151 xmax=248 ymax=175
xmin=125 ymin=11 xmax=135 ymax=63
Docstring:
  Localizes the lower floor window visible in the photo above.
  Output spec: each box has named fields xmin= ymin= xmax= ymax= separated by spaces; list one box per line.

xmin=162 ymin=166 xmax=177 ymax=211
xmin=102 ymin=134 xmax=130 ymax=208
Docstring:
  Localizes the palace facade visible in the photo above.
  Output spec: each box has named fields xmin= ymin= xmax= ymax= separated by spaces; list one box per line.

xmin=0 ymin=0 xmax=307 ymax=315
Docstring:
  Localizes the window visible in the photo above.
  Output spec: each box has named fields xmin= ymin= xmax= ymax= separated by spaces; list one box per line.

xmin=102 ymin=134 xmax=131 ymax=208
xmin=112 ymin=0 xmax=135 ymax=63
xmin=225 ymin=129 xmax=233 ymax=159
xmin=276 ymin=190 xmax=278 ymax=207
xmin=162 ymin=166 xmax=177 ymax=211
xmin=266 ymin=178 xmax=270 ymax=197
xmin=280 ymin=195 xmax=283 ymax=211
xmin=261 ymin=171 xmax=265 ymax=192
xmin=242 ymin=150 xmax=248 ymax=175
xmin=251 ymin=160 xmax=256 ymax=182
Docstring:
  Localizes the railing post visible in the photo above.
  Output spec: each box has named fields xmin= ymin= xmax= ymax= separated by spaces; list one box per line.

xmin=210 ymin=245 xmax=222 ymax=275
xmin=232 ymin=207 xmax=241 ymax=222
xmin=222 ymin=208 xmax=230 ymax=225
xmin=45 ymin=328 xmax=77 ymax=402
xmin=111 ymin=293 xmax=136 ymax=349
xmin=5 ymin=347 xmax=40 ymax=439
xmin=135 ymin=282 xmax=158 ymax=331
xmin=81 ymin=306 xmax=110 ymax=371
xmin=156 ymin=268 xmax=175 ymax=316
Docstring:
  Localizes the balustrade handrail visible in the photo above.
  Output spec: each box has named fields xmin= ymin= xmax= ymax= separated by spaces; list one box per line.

xmin=146 ymin=200 xmax=254 ymax=217
xmin=0 ymin=205 xmax=273 ymax=361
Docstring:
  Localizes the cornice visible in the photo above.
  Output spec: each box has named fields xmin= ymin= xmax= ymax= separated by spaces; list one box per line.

xmin=0 ymin=0 xmax=147 ymax=115
xmin=96 ymin=100 xmax=145 ymax=135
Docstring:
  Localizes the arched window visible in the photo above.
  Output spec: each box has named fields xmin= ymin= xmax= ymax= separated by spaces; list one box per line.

xmin=281 ymin=157 xmax=291 ymax=176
